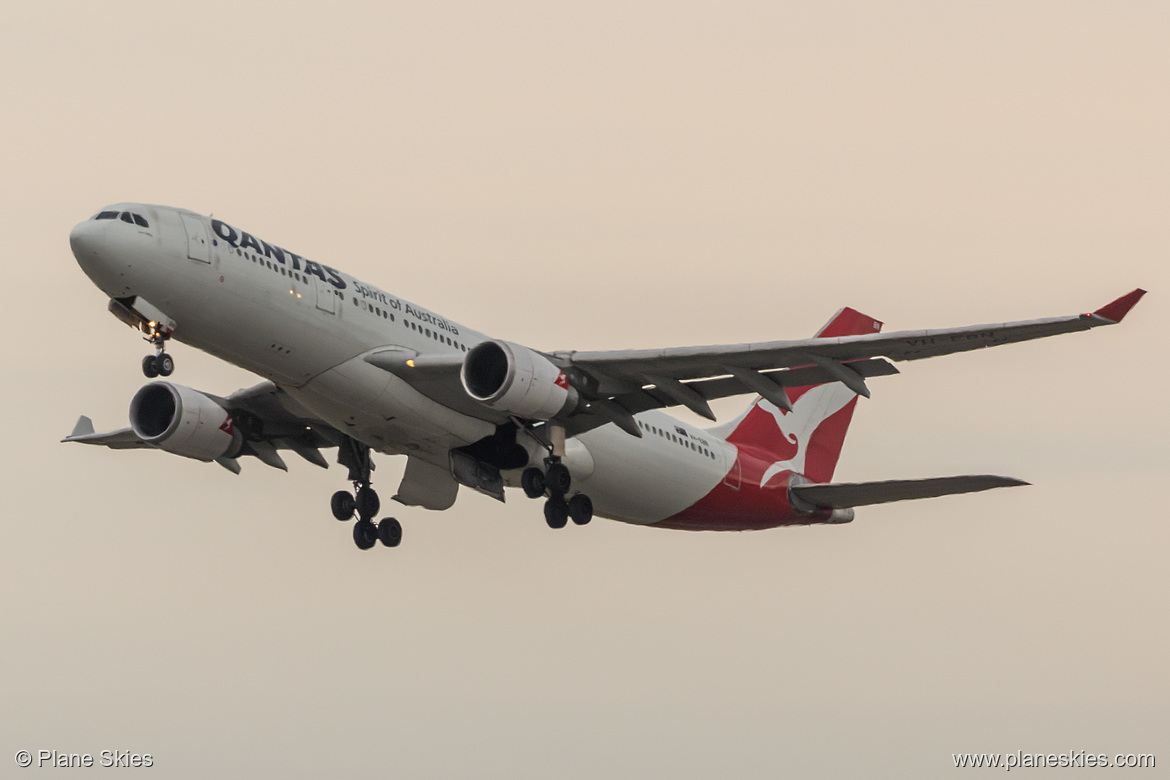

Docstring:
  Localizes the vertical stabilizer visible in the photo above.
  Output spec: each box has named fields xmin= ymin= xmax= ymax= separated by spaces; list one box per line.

xmin=722 ymin=307 xmax=882 ymax=484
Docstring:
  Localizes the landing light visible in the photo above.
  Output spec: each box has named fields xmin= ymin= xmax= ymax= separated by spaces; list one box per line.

xmin=406 ymin=359 xmax=415 ymax=368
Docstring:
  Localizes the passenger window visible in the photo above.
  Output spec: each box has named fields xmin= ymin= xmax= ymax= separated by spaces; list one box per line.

xmin=119 ymin=212 xmax=133 ymax=223
xmin=132 ymin=214 xmax=149 ymax=227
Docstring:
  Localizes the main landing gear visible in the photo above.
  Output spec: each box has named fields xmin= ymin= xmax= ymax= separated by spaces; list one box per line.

xmin=521 ymin=458 xmax=593 ymax=530
xmin=332 ymin=438 xmax=402 ymax=550
xmin=140 ymin=323 xmax=174 ymax=378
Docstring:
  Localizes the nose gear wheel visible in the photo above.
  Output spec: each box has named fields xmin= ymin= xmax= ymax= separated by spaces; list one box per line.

xmin=141 ymin=322 xmax=174 ymax=377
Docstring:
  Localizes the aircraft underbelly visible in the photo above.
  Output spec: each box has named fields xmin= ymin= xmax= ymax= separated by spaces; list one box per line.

xmin=287 ymin=356 xmax=495 ymax=458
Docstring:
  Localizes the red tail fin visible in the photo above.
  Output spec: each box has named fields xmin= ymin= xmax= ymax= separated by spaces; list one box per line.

xmin=724 ymin=307 xmax=882 ymax=484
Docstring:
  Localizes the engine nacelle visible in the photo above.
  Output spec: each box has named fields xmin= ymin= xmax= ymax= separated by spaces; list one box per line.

xmin=130 ymin=381 xmax=242 ymax=461
xmin=461 ymin=340 xmax=579 ymax=420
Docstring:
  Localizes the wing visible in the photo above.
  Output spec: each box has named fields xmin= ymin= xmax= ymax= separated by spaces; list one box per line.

xmin=359 ymin=289 xmax=1144 ymax=438
xmin=364 ymin=348 xmax=505 ymax=424
xmin=62 ymin=416 xmax=149 ymax=449
xmin=564 ymin=289 xmax=1145 ymax=388
xmin=63 ymin=381 xmax=342 ymax=473
xmin=553 ymin=288 xmax=1145 ymax=432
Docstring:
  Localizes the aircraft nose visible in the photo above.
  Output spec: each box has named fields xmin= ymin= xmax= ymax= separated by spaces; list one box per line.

xmin=69 ymin=219 xmax=105 ymax=261
xmin=70 ymin=216 xmax=133 ymax=297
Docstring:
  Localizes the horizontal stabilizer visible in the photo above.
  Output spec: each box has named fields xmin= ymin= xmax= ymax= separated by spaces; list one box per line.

xmin=790 ymin=475 xmax=1028 ymax=509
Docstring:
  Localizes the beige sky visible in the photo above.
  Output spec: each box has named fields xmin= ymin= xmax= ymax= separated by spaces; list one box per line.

xmin=2 ymin=1 xmax=1167 ymax=776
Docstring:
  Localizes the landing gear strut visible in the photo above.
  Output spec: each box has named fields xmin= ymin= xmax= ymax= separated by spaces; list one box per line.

xmin=141 ymin=323 xmax=174 ymax=378
xmin=332 ymin=437 xmax=402 ymax=550
xmin=519 ymin=432 xmax=593 ymax=530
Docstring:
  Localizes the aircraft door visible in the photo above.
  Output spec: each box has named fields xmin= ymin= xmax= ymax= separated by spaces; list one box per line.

xmin=315 ymin=278 xmax=336 ymax=314
xmin=180 ymin=214 xmax=210 ymax=263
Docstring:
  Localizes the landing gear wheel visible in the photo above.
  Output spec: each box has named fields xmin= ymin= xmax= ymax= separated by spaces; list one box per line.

xmin=521 ymin=468 xmax=546 ymax=499
xmin=568 ymin=494 xmax=593 ymax=526
xmin=544 ymin=498 xmax=569 ymax=529
xmin=545 ymin=462 xmax=571 ymax=496
xmin=156 ymin=353 xmax=174 ymax=377
xmin=330 ymin=490 xmax=356 ymax=521
xmin=378 ymin=517 xmax=402 ymax=547
xmin=142 ymin=355 xmax=159 ymax=378
xmin=353 ymin=519 xmax=377 ymax=550
xmin=356 ymin=487 xmax=380 ymax=520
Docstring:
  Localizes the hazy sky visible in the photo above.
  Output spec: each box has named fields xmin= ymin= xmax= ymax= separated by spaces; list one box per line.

xmin=2 ymin=2 xmax=1167 ymax=777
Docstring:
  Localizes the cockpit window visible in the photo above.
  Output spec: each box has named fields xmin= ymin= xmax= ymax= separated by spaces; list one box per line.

xmin=93 ymin=210 xmax=149 ymax=227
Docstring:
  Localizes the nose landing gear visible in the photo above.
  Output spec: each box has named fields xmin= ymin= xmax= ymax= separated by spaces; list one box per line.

xmin=140 ymin=323 xmax=174 ymax=378
xmin=333 ymin=437 xmax=403 ymax=550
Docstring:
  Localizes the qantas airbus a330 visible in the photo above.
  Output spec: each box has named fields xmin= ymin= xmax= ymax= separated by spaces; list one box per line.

xmin=65 ymin=203 xmax=1145 ymax=550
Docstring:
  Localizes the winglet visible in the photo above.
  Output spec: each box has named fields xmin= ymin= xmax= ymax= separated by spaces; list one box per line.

xmin=1093 ymin=288 xmax=1146 ymax=323
xmin=66 ymin=415 xmax=95 ymax=440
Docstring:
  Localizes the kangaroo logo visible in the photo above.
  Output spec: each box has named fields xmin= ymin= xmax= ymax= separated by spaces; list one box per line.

xmin=757 ymin=383 xmax=857 ymax=488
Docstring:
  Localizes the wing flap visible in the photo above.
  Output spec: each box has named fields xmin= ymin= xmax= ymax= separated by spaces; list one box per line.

xmin=791 ymin=475 xmax=1028 ymax=509
xmin=561 ymin=358 xmax=899 ymax=436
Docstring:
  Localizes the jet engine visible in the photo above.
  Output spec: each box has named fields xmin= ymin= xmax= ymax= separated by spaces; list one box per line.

xmin=461 ymin=340 xmax=579 ymax=420
xmin=129 ymin=381 xmax=243 ymax=461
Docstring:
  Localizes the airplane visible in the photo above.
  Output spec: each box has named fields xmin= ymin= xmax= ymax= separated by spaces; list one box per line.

xmin=64 ymin=203 xmax=1146 ymax=550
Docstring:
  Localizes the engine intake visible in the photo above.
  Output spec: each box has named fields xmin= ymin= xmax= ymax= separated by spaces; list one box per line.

xmin=461 ymin=340 xmax=578 ymax=420
xmin=130 ymin=382 xmax=242 ymax=461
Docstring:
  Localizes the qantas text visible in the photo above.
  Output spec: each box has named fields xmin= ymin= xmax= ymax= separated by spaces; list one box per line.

xmin=211 ymin=219 xmax=346 ymax=290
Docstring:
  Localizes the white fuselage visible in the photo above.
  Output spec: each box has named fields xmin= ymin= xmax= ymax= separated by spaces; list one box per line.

xmin=70 ymin=203 xmax=733 ymax=526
